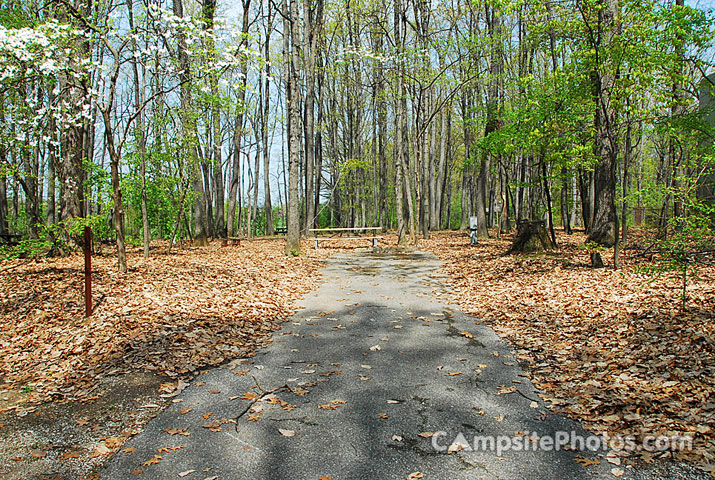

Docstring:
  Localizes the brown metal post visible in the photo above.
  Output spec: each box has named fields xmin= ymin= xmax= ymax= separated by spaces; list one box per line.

xmin=84 ymin=226 xmax=92 ymax=317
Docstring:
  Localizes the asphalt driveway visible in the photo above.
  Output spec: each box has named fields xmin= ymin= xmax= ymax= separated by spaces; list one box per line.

xmin=101 ymin=250 xmax=619 ymax=480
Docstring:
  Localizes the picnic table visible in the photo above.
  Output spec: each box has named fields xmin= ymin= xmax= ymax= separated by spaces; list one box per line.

xmin=308 ymin=227 xmax=383 ymax=249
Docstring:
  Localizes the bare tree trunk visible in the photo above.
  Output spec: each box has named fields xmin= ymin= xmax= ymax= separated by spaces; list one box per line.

xmin=477 ymin=2 xmax=502 ymax=239
xmin=561 ymin=168 xmax=572 ymax=234
xmin=433 ymin=97 xmax=448 ymax=231
xmin=394 ymin=0 xmax=407 ymax=243
xmin=252 ymin=128 xmax=260 ymax=236
xmin=56 ymin=0 xmax=89 ymax=224
xmin=172 ymin=0 xmax=208 ymax=245
xmin=284 ymin=0 xmax=302 ymax=254
xmin=0 ymin=175 xmax=7 ymax=235
xmin=302 ymin=0 xmax=324 ymax=231
xmin=670 ymin=0 xmax=686 ymax=219
xmin=128 ymin=0 xmax=150 ymax=258
xmin=262 ymin=4 xmax=274 ymax=235
xmin=586 ymin=0 xmax=620 ymax=267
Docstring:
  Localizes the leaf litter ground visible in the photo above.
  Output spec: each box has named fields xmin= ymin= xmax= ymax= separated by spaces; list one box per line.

xmin=0 ymin=239 xmax=326 ymax=479
xmin=422 ymin=230 xmax=715 ymax=476
xmin=1 ymin=231 xmax=713 ymax=478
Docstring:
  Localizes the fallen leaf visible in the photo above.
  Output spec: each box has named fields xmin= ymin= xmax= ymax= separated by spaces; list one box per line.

xmin=91 ymin=444 xmax=112 ymax=458
xmin=278 ymin=428 xmax=296 ymax=437
xmin=575 ymin=456 xmax=600 ymax=467
xmin=448 ymin=441 xmax=467 ymax=454
xmin=142 ymin=454 xmax=162 ymax=466
xmin=497 ymin=385 xmax=517 ymax=395
xmin=31 ymin=449 xmax=46 ymax=459
xmin=157 ymin=446 xmax=184 ymax=453
xmin=105 ymin=436 xmax=124 ymax=449
xmin=62 ymin=450 xmax=82 ymax=461
xmin=178 ymin=470 xmax=196 ymax=477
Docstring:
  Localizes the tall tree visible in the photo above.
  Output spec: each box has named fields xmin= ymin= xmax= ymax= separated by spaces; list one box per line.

xmin=284 ymin=0 xmax=302 ymax=254
xmin=173 ymin=0 xmax=209 ymax=246
xmin=584 ymin=0 xmax=620 ymax=267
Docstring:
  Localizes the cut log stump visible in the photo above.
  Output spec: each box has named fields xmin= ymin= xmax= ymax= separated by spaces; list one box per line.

xmin=505 ymin=220 xmax=556 ymax=254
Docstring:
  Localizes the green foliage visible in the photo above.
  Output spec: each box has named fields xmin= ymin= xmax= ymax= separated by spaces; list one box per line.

xmin=43 ymin=214 xmax=111 ymax=249
xmin=0 ymin=238 xmax=52 ymax=260
xmin=581 ymin=241 xmax=607 ymax=254
xmin=639 ymin=201 xmax=714 ymax=310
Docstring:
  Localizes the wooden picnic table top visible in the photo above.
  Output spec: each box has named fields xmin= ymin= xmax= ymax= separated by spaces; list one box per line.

xmin=308 ymin=227 xmax=381 ymax=232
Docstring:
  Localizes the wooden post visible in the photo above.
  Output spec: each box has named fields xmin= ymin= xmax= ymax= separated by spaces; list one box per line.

xmin=84 ymin=226 xmax=92 ymax=317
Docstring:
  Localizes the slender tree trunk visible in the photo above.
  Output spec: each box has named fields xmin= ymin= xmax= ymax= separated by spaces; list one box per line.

xmin=671 ymin=0 xmax=686 ymax=219
xmin=228 ymin=100 xmax=245 ymax=237
xmin=0 ymin=175 xmax=7 ymax=235
xmin=128 ymin=1 xmax=150 ymax=258
xmin=102 ymin=109 xmax=128 ymax=273
xmin=263 ymin=5 xmax=275 ymax=235
xmin=433 ymin=98 xmax=448 ymax=231
xmin=477 ymin=2 xmax=502 ymax=239
xmin=561 ymin=168 xmax=572 ymax=234
xmin=302 ymin=0 xmax=324 ymax=231
xmin=284 ymin=0 xmax=302 ymax=254
xmin=541 ymin=158 xmax=557 ymax=245
xmin=394 ymin=0 xmax=407 ymax=243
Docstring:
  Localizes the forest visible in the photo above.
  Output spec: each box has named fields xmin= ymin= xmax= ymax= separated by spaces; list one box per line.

xmin=1 ymin=1 xmax=715 ymax=477
xmin=0 ymin=0 xmax=713 ymax=268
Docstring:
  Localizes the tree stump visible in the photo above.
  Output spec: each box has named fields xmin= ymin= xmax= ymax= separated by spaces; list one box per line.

xmin=505 ymin=220 xmax=556 ymax=254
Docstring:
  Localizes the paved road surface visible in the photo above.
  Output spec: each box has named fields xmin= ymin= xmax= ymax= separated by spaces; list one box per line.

xmin=103 ymin=251 xmax=625 ymax=479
